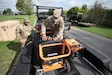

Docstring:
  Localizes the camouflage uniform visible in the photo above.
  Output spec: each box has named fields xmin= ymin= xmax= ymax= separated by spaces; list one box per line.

xmin=41 ymin=9 xmax=64 ymax=40
xmin=16 ymin=19 xmax=37 ymax=48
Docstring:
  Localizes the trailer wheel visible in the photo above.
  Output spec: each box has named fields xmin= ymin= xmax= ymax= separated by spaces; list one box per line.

xmin=64 ymin=59 xmax=71 ymax=72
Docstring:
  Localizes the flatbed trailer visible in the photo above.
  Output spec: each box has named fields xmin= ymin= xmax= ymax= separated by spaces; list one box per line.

xmin=78 ymin=22 xmax=96 ymax=27
xmin=7 ymin=31 xmax=105 ymax=75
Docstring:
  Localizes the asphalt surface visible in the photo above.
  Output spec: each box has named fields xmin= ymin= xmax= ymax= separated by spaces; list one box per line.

xmin=65 ymin=26 xmax=112 ymax=75
xmin=66 ymin=27 xmax=112 ymax=59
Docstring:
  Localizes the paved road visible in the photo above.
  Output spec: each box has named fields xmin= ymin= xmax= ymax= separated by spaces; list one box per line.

xmin=66 ymin=27 xmax=112 ymax=59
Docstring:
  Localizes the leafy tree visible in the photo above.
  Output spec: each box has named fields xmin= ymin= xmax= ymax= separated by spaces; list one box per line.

xmin=67 ymin=7 xmax=79 ymax=17
xmin=103 ymin=9 xmax=112 ymax=27
xmin=47 ymin=9 xmax=53 ymax=15
xmin=86 ymin=0 xmax=112 ymax=27
xmin=24 ymin=0 xmax=33 ymax=18
xmin=6 ymin=8 xmax=12 ymax=15
xmin=3 ymin=8 xmax=12 ymax=15
xmin=16 ymin=0 xmax=33 ymax=17
xmin=87 ymin=0 xmax=105 ymax=24
xmin=63 ymin=10 xmax=67 ymax=15
xmin=16 ymin=0 xmax=25 ymax=14
xmin=3 ymin=10 xmax=7 ymax=15
xmin=81 ymin=5 xmax=88 ymax=14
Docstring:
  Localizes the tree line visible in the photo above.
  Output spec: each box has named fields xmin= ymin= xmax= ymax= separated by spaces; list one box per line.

xmin=86 ymin=1 xmax=112 ymax=27
xmin=1 ymin=0 xmax=112 ymax=27
xmin=67 ymin=0 xmax=112 ymax=27
xmin=3 ymin=8 xmax=13 ymax=15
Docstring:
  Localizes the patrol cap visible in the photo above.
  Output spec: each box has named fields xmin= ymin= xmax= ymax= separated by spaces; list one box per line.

xmin=53 ymin=9 xmax=61 ymax=18
xmin=24 ymin=18 xmax=29 ymax=23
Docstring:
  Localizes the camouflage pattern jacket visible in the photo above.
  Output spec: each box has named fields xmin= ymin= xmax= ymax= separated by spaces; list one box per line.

xmin=16 ymin=24 xmax=37 ymax=43
xmin=41 ymin=16 xmax=65 ymax=40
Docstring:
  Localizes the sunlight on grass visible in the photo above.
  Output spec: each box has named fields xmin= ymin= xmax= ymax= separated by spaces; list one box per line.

xmin=0 ymin=15 xmax=36 ymax=25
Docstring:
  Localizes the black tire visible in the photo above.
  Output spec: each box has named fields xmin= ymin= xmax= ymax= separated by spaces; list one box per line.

xmin=64 ymin=59 xmax=71 ymax=72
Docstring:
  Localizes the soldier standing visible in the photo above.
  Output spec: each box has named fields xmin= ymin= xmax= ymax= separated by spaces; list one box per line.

xmin=16 ymin=18 xmax=37 ymax=48
xmin=41 ymin=9 xmax=65 ymax=41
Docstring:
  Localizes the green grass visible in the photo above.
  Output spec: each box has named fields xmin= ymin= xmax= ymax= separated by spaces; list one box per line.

xmin=0 ymin=15 xmax=36 ymax=25
xmin=0 ymin=15 xmax=36 ymax=75
xmin=75 ymin=26 xmax=112 ymax=39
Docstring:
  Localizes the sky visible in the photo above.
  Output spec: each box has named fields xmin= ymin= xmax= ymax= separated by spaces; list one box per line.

xmin=0 ymin=0 xmax=112 ymax=13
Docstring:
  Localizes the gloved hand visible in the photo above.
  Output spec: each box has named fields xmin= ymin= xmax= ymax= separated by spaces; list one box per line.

xmin=53 ymin=37 xmax=59 ymax=41
xmin=42 ymin=34 xmax=47 ymax=41
xmin=47 ymin=36 xmax=52 ymax=40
